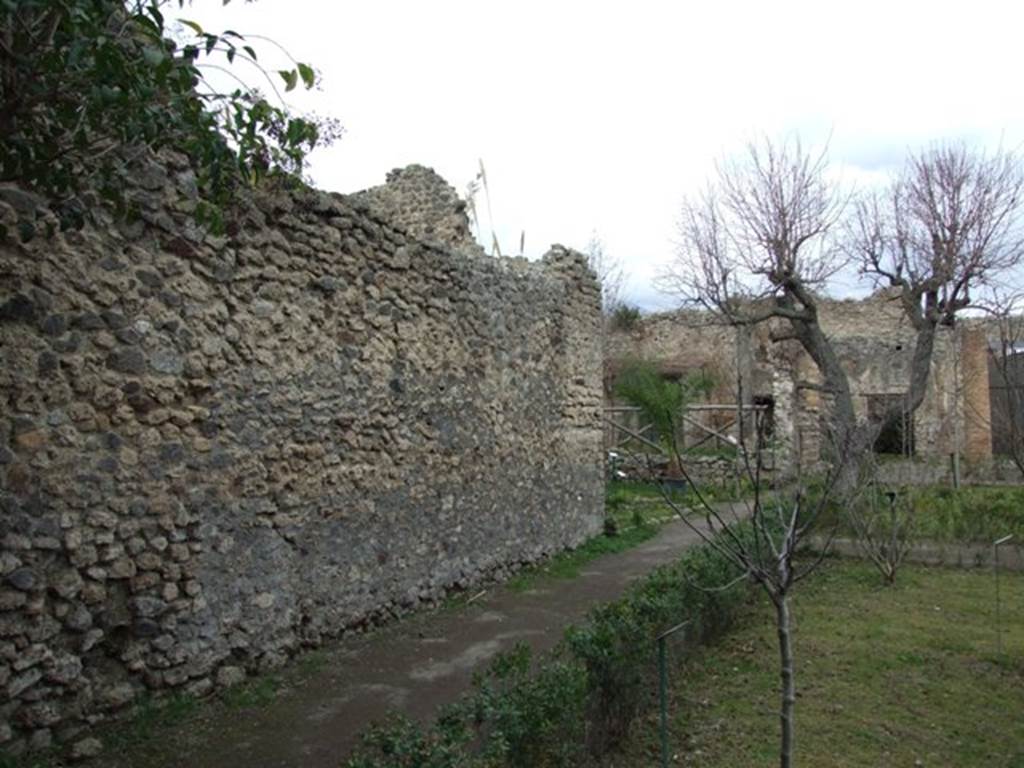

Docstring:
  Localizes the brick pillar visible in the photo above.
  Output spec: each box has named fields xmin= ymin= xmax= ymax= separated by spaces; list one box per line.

xmin=961 ymin=326 xmax=992 ymax=462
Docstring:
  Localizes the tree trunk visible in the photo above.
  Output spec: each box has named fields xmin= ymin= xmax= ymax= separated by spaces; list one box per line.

xmin=775 ymin=593 xmax=796 ymax=768
xmin=904 ymin=322 xmax=937 ymax=415
xmin=781 ymin=297 xmax=941 ymax=493
xmin=785 ymin=311 xmax=862 ymax=491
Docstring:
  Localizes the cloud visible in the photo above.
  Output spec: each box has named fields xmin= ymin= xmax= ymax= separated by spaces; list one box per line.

xmin=182 ymin=1 xmax=1024 ymax=314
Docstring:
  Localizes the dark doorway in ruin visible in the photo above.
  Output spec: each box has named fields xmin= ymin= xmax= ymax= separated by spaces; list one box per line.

xmin=752 ymin=395 xmax=775 ymax=441
xmin=867 ymin=394 xmax=915 ymax=456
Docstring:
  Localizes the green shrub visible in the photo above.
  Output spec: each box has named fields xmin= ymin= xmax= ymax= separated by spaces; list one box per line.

xmin=912 ymin=485 xmax=1024 ymax=542
xmin=470 ymin=645 xmax=588 ymax=767
xmin=344 ymin=713 xmax=475 ymax=768
xmin=609 ymin=304 xmax=642 ymax=331
xmin=2 ymin=1 xmax=339 ymax=235
xmin=613 ymin=362 xmax=714 ymax=449
xmin=817 ymin=484 xmax=1024 ymax=543
xmin=345 ymin=527 xmax=752 ymax=767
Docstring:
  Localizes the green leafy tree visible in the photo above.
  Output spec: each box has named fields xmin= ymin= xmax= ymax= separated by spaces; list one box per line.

xmin=614 ymin=361 xmax=713 ymax=445
xmin=609 ymin=303 xmax=641 ymax=331
xmin=0 ymin=0 xmax=340 ymax=230
xmin=613 ymin=360 xmax=714 ymax=475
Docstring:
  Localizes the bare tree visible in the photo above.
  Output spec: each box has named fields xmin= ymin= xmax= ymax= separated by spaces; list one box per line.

xmin=663 ymin=138 xmax=1024 ymax=488
xmin=584 ymin=232 xmax=627 ymax=313
xmin=848 ymin=143 xmax=1024 ymax=452
xmin=621 ymin=393 xmax=854 ymax=768
xmin=845 ymin=463 xmax=917 ymax=585
xmin=662 ymin=137 xmax=864 ymax=484
xmin=656 ymin=139 xmax=1024 ymax=760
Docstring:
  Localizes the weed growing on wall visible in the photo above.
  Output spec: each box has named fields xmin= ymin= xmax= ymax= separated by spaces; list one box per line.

xmin=609 ymin=304 xmax=642 ymax=331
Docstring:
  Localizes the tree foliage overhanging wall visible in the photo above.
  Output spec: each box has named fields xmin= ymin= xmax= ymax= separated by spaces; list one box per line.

xmin=1 ymin=0 xmax=340 ymax=233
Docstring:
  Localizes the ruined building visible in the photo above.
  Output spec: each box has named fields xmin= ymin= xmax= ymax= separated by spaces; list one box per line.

xmin=605 ymin=291 xmax=1018 ymax=485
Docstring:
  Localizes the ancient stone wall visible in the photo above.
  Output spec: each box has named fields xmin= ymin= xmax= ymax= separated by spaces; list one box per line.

xmin=812 ymin=293 xmax=964 ymax=461
xmin=875 ymin=455 xmax=1021 ymax=486
xmin=604 ymin=310 xmax=745 ymax=391
xmin=0 ymin=160 xmax=603 ymax=755
xmin=604 ymin=290 xmax=989 ymax=477
xmin=959 ymin=326 xmax=992 ymax=463
xmin=605 ymin=310 xmax=804 ymax=475
xmin=603 ymin=311 xmax=776 ymax=453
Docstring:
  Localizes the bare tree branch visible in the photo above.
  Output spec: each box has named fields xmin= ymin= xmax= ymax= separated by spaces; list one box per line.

xmin=584 ymin=232 xmax=628 ymax=314
xmin=665 ymin=138 xmax=1024 ymax=491
xmin=847 ymin=143 xmax=1024 ymax=430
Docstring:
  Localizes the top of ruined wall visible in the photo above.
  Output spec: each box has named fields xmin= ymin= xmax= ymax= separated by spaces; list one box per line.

xmin=348 ymin=165 xmax=485 ymax=257
xmin=816 ymin=290 xmax=913 ymax=339
xmin=604 ymin=309 xmax=740 ymax=368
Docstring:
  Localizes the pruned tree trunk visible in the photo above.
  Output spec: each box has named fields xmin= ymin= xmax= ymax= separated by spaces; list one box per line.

xmin=783 ymin=306 xmax=866 ymax=492
xmin=775 ymin=593 xmax=796 ymax=768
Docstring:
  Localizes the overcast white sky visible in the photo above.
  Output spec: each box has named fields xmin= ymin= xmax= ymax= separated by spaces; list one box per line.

xmin=186 ymin=0 xmax=1024 ymax=311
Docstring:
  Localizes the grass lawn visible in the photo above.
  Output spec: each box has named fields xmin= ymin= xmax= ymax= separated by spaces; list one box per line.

xmin=605 ymin=479 xmax=750 ymax=530
xmin=614 ymin=560 xmax=1024 ymax=767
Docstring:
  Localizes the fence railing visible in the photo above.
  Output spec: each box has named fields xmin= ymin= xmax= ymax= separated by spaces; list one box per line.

xmin=603 ymin=403 xmax=768 ymax=457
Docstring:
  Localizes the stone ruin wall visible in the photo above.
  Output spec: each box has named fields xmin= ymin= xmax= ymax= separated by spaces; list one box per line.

xmin=604 ymin=291 xmax=994 ymax=478
xmin=813 ymin=294 xmax=960 ymax=460
xmin=603 ymin=311 xmax=764 ymax=455
xmin=604 ymin=310 xmax=746 ymax=392
xmin=0 ymin=159 xmax=604 ymax=755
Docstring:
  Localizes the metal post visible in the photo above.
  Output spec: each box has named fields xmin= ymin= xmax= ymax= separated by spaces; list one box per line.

xmin=994 ymin=534 xmax=1014 ymax=658
xmin=658 ymin=635 xmax=668 ymax=768
xmin=655 ymin=620 xmax=690 ymax=768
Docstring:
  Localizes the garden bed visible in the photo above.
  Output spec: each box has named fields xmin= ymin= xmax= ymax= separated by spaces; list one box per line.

xmin=814 ymin=483 xmax=1024 ymax=544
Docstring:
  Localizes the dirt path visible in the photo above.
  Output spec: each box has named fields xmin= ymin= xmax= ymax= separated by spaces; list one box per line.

xmin=105 ymin=510 xmax=738 ymax=768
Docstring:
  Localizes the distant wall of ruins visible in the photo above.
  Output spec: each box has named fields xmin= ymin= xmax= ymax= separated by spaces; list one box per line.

xmin=605 ymin=292 xmax=997 ymax=477
xmin=0 ymin=160 xmax=604 ymax=754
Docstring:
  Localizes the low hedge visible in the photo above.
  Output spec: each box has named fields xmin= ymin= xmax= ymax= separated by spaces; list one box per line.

xmin=345 ymin=526 xmax=753 ymax=768
xmin=814 ymin=483 xmax=1024 ymax=544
